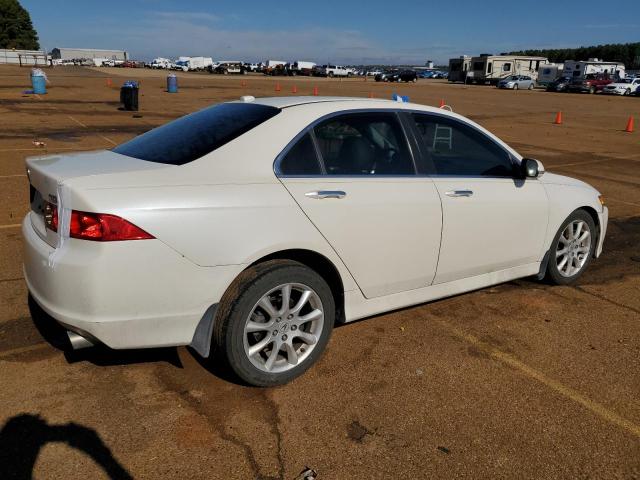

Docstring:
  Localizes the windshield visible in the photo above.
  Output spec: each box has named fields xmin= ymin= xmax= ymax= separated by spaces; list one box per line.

xmin=505 ymin=75 xmax=518 ymax=81
xmin=113 ymin=103 xmax=280 ymax=165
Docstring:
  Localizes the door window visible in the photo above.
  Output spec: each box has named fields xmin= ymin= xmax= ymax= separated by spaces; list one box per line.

xmin=313 ymin=112 xmax=414 ymax=175
xmin=411 ymin=114 xmax=515 ymax=177
xmin=278 ymin=132 xmax=322 ymax=175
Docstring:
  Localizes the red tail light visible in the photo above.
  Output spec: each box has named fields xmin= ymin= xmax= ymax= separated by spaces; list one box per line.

xmin=44 ymin=203 xmax=154 ymax=241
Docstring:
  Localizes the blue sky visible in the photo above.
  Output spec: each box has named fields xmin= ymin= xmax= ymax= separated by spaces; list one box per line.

xmin=22 ymin=0 xmax=640 ymax=64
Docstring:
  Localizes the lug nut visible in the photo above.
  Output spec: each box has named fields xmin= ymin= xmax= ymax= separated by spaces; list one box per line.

xmin=287 ymin=314 xmax=293 ymax=320
xmin=291 ymin=325 xmax=297 ymax=331
xmin=281 ymin=334 xmax=288 ymax=341
xmin=272 ymin=330 xmax=278 ymax=336
xmin=275 ymin=317 xmax=281 ymax=322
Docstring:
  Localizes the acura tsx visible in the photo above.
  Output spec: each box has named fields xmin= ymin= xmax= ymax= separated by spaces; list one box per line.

xmin=23 ymin=96 xmax=608 ymax=386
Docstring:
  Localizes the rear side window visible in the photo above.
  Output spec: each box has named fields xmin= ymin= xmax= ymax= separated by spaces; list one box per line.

xmin=113 ymin=103 xmax=280 ymax=165
xmin=313 ymin=112 xmax=414 ymax=175
xmin=279 ymin=133 xmax=322 ymax=175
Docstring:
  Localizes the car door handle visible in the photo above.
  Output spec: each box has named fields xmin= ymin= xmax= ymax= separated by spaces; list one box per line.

xmin=445 ymin=190 xmax=473 ymax=197
xmin=305 ymin=190 xmax=347 ymax=199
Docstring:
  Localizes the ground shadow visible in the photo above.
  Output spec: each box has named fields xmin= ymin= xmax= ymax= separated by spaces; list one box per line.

xmin=27 ymin=294 xmax=183 ymax=369
xmin=0 ymin=414 xmax=133 ymax=480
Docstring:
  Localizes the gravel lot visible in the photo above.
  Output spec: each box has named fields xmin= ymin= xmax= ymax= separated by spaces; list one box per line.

xmin=0 ymin=65 xmax=638 ymax=479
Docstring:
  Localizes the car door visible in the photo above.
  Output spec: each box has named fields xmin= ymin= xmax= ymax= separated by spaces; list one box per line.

xmin=408 ymin=112 xmax=548 ymax=284
xmin=276 ymin=111 xmax=443 ymax=299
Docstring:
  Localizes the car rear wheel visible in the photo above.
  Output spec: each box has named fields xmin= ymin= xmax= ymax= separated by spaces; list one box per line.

xmin=514 ymin=83 xmax=519 ymax=90
xmin=213 ymin=260 xmax=335 ymax=386
xmin=528 ymin=82 xmax=534 ymax=90
xmin=545 ymin=210 xmax=596 ymax=285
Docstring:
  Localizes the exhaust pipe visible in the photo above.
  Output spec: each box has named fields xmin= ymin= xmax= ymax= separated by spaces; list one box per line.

xmin=67 ymin=331 xmax=94 ymax=350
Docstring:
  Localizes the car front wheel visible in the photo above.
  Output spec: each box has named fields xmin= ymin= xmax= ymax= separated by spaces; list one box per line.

xmin=213 ymin=260 xmax=335 ymax=386
xmin=546 ymin=210 xmax=596 ymax=285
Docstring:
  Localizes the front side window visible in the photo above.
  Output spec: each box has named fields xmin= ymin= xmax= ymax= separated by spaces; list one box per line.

xmin=503 ymin=63 xmax=512 ymax=72
xmin=411 ymin=114 xmax=514 ymax=177
xmin=279 ymin=133 xmax=322 ymax=175
xmin=113 ymin=103 xmax=280 ymax=165
xmin=313 ymin=112 xmax=414 ymax=175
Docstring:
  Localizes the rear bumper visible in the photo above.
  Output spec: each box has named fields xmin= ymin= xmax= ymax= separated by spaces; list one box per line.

xmin=23 ymin=213 xmax=244 ymax=350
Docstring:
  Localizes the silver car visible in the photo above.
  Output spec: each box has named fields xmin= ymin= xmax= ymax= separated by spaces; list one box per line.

xmin=498 ymin=75 xmax=534 ymax=90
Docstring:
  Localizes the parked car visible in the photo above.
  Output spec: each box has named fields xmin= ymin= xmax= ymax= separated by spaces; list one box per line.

xmin=209 ymin=62 xmax=246 ymax=75
xmin=568 ymin=74 xmax=613 ymax=94
xmin=497 ymin=75 xmax=534 ymax=90
xmin=601 ymin=77 xmax=640 ymax=96
xmin=546 ymin=76 xmax=572 ymax=92
xmin=23 ymin=97 xmax=608 ymax=386
xmin=374 ymin=70 xmax=416 ymax=82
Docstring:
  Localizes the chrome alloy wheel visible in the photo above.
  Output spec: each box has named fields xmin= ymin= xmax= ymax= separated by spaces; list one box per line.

xmin=556 ymin=220 xmax=592 ymax=277
xmin=243 ymin=283 xmax=324 ymax=373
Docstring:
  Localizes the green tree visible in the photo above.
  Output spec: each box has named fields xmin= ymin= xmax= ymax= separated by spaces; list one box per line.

xmin=0 ymin=0 xmax=40 ymax=50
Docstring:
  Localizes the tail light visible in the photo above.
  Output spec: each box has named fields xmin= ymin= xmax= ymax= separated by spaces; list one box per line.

xmin=44 ymin=202 xmax=154 ymax=241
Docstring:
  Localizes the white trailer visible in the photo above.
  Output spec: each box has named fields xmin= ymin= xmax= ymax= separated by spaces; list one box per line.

xmin=291 ymin=61 xmax=316 ymax=75
xmin=470 ymin=55 xmax=549 ymax=84
xmin=563 ymin=59 xmax=625 ymax=80
xmin=536 ymin=63 xmax=564 ymax=86
xmin=448 ymin=56 xmax=472 ymax=82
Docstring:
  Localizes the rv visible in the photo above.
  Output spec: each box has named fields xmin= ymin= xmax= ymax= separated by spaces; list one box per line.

xmin=470 ymin=55 xmax=549 ymax=84
xmin=563 ymin=59 xmax=625 ymax=81
xmin=448 ymin=56 xmax=472 ymax=83
xmin=537 ymin=63 xmax=564 ymax=86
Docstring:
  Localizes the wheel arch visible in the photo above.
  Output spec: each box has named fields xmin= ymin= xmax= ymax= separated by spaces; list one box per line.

xmin=189 ymin=248 xmax=346 ymax=359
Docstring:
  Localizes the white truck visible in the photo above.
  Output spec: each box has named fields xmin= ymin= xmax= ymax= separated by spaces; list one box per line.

xmin=174 ymin=56 xmax=213 ymax=71
xmin=290 ymin=61 xmax=316 ymax=76
xmin=150 ymin=57 xmax=172 ymax=69
xmin=313 ymin=65 xmax=350 ymax=77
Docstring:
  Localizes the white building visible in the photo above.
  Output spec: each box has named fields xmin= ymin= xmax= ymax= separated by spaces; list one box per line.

xmin=50 ymin=48 xmax=128 ymax=61
xmin=0 ymin=49 xmax=49 ymax=66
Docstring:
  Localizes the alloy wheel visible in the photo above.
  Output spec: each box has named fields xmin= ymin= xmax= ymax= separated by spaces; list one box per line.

xmin=556 ymin=220 xmax=592 ymax=277
xmin=243 ymin=283 xmax=324 ymax=373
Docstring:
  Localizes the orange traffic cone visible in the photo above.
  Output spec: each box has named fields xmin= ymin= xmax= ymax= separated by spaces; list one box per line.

xmin=438 ymin=98 xmax=445 ymax=108
xmin=241 ymin=80 xmax=246 ymax=88
xmin=625 ymin=116 xmax=634 ymax=133
xmin=106 ymin=78 xmax=112 ymax=87
xmin=554 ymin=111 xmax=563 ymax=125
xmin=368 ymin=92 xmax=374 ymax=98
xmin=292 ymin=84 xmax=298 ymax=94
xmin=275 ymin=82 xmax=281 ymax=92
xmin=313 ymin=86 xmax=318 ymax=96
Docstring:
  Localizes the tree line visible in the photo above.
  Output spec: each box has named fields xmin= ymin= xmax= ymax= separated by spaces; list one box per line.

xmin=508 ymin=42 xmax=640 ymax=69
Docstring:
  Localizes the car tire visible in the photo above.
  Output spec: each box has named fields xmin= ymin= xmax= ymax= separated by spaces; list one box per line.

xmin=624 ymin=88 xmax=630 ymax=96
xmin=545 ymin=209 xmax=596 ymax=285
xmin=589 ymin=86 xmax=596 ymax=94
xmin=413 ymin=78 xmax=417 ymax=83
xmin=514 ymin=83 xmax=519 ymax=90
xmin=328 ymin=72 xmax=334 ymax=78
xmin=528 ymin=83 xmax=534 ymax=90
xmin=212 ymin=259 xmax=335 ymax=387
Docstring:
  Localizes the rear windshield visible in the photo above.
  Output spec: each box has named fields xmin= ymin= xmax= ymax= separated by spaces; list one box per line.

xmin=113 ymin=103 xmax=280 ymax=165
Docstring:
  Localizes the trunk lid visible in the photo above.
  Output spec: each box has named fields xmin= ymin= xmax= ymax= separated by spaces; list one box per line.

xmin=27 ymin=149 xmax=169 ymax=247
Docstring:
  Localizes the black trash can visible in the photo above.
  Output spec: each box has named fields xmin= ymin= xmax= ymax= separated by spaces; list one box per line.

xmin=120 ymin=81 xmax=139 ymax=111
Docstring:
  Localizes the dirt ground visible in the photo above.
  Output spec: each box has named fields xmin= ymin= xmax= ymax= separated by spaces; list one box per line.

xmin=0 ymin=64 xmax=639 ymax=480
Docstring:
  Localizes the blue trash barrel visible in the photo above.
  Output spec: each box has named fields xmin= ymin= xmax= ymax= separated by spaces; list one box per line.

xmin=167 ymin=74 xmax=178 ymax=93
xmin=31 ymin=74 xmax=46 ymax=94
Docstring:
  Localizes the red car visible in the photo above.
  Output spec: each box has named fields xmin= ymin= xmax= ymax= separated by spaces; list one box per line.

xmin=567 ymin=74 xmax=613 ymax=94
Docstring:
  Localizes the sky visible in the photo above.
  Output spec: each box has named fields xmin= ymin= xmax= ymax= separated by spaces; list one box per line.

xmin=21 ymin=0 xmax=640 ymax=64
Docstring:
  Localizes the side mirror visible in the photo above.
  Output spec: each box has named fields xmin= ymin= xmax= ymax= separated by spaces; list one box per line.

xmin=521 ymin=158 xmax=545 ymax=178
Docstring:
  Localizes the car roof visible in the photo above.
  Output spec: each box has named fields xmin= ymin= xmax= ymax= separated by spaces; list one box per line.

xmin=238 ymin=96 xmax=439 ymax=112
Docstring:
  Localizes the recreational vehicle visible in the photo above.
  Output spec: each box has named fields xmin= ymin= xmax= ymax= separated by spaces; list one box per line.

xmin=447 ymin=55 xmax=472 ymax=82
xmin=563 ymin=59 xmax=625 ymax=80
xmin=470 ymin=55 xmax=549 ymax=84
xmin=536 ymin=63 xmax=564 ymax=86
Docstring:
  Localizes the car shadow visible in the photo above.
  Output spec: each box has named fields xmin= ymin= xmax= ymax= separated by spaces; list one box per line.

xmin=0 ymin=414 xmax=133 ymax=480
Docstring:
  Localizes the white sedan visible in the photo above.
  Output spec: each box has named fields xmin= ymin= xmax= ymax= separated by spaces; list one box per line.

xmin=23 ymin=97 xmax=608 ymax=386
xmin=602 ymin=78 xmax=640 ymax=95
